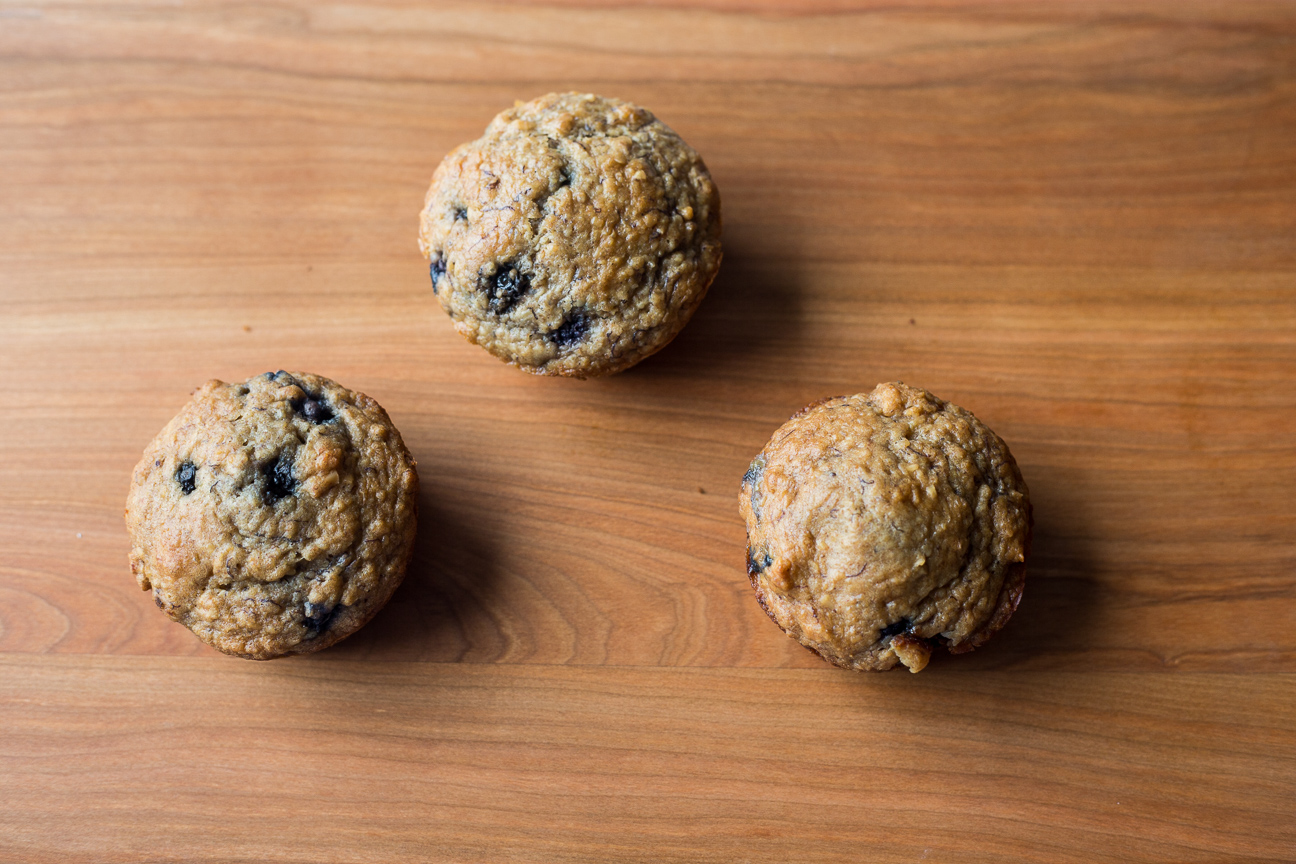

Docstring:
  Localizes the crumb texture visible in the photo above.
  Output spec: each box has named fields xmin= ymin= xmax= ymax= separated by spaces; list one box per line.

xmin=739 ymin=382 xmax=1031 ymax=672
xmin=124 ymin=371 xmax=419 ymax=659
xmin=419 ymin=92 xmax=722 ymax=378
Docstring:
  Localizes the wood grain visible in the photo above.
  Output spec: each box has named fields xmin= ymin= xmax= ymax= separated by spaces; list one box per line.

xmin=1 ymin=1 xmax=1294 ymax=860
xmin=3 ymin=656 xmax=1295 ymax=864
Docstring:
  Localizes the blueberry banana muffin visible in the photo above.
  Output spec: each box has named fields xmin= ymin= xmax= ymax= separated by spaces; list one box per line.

xmin=739 ymin=382 xmax=1031 ymax=673
xmin=125 ymin=371 xmax=419 ymax=659
xmin=419 ymin=92 xmax=722 ymax=378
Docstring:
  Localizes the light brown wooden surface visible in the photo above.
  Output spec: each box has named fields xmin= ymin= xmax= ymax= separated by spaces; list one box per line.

xmin=2 ymin=2 xmax=1294 ymax=861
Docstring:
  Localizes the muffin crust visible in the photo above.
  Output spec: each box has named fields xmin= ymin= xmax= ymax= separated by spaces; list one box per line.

xmin=419 ymin=92 xmax=722 ymax=377
xmin=740 ymin=383 xmax=1031 ymax=672
xmin=125 ymin=371 xmax=419 ymax=659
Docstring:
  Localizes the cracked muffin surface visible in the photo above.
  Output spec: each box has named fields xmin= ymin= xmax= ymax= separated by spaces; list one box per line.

xmin=419 ymin=91 xmax=722 ymax=378
xmin=739 ymin=382 xmax=1031 ymax=673
xmin=125 ymin=371 xmax=419 ymax=659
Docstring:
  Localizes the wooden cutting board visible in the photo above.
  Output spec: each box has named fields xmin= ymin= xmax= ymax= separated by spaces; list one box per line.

xmin=2 ymin=2 xmax=1294 ymax=861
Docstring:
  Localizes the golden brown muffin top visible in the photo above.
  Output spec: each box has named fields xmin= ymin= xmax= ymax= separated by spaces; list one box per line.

xmin=740 ymin=382 xmax=1031 ymax=672
xmin=125 ymin=371 xmax=418 ymax=659
xmin=419 ymin=92 xmax=722 ymax=378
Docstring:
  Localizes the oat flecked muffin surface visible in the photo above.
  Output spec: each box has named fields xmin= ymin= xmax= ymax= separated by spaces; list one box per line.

xmin=739 ymin=382 xmax=1031 ymax=673
xmin=125 ymin=371 xmax=419 ymax=660
xmin=419 ymin=92 xmax=722 ymax=378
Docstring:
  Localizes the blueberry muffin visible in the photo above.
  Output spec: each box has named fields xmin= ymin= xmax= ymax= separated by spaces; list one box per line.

xmin=125 ymin=371 xmax=419 ymax=659
xmin=740 ymin=383 xmax=1031 ymax=672
xmin=418 ymin=92 xmax=722 ymax=378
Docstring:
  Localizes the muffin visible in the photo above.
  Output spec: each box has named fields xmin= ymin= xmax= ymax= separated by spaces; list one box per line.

xmin=125 ymin=371 xmax=419 ymax=659
xmin=418 ymin=91 xmax=722 ymax=378
xmin=739 ymin=382 xmax=1031 ymax=672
